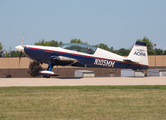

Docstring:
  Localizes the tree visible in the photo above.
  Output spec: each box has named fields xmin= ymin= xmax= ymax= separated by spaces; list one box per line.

xmin=109 ymin=46 xmax=115 ymax=53
xmin=114 ymin=50 xmax=122 ymax=55
xmin=49 ymin=40 xmax=63 ymax=47
xmin=10 ymin=51 xmax=25 ymax=57
xmin=164 ymin=50 xmax=166 ymax=55
xmin=70 ymin=39 xmax=88 ymax=44
xmin=6 ymin=50 xmax=25 ymax=57
xmin=136 ymin=36 xmax=154 ymax=55
xmin=94 ymin=43 xmax=115 ymax=53
xmin=28 ymin=61 xmax=43 ymax=77
xmin=155 ymin=48 xmax=164 ymax=55
xmin=35 ymin=39 xmax=47 ymax=46
xmin=0 ymin=42 xmax=3 ymax=50
xmin=118 ymin=48 xmax=130 ymax=56
xmin=94 ymin=43 xmax=109 ymax=50
xmin=35 ymin=39 xmax=64 ymax=47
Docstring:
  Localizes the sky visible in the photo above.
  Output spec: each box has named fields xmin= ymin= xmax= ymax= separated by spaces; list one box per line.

xmin=0 ymin=0 xmax=166 ymax=51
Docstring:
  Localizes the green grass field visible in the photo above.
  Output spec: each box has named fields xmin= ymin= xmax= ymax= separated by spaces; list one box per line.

xmin=0 ymin=86 xmax=166 ymax=120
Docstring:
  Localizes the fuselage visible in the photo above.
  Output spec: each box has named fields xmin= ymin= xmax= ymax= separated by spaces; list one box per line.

xmin=23 ymin=45 xmax=148 ymax=70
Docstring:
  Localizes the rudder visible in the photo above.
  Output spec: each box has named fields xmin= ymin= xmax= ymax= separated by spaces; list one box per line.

xmin=125 ymin=41 xmax=148 ymax=69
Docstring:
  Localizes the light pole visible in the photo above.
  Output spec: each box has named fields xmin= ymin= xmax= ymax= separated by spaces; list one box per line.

xmin=154 ymin=44 xmax=156 ymax=67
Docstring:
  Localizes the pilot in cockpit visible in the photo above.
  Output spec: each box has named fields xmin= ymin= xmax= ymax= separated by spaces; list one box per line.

xmin=87 ymin=46 xmax=92 ymax=54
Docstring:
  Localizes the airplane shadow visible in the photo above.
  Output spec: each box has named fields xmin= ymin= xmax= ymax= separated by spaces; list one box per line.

xmin=53 ymin=77 xmax=83 ymax=79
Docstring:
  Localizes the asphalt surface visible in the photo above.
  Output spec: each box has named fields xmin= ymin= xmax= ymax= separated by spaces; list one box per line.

xmin=0 ymin=77 xmax=166 ymax=87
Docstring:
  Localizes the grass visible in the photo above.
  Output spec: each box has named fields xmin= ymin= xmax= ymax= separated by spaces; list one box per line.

xmin=0 ymin=86 xmax=166 ymax=120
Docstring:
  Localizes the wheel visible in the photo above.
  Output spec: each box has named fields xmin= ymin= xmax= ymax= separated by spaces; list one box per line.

xmin=43 ymin=75 xmax=51 ymax=78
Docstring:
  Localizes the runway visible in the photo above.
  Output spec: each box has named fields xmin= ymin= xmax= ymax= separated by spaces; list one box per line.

xmin=0 ymin=77 xmax=166 ymax=87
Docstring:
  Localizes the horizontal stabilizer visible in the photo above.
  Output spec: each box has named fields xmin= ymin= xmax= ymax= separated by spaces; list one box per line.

xmin=123 ymin=58 xmax=138 ymax=63
xmin=123 ymin=58 xmax=132 ymax=62
xmin=39 ymin=70 xmax=59 ymax=76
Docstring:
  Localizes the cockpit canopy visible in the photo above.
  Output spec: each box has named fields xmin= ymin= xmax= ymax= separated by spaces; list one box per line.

xmin=59 ymin=43 xmax=97 ymax=54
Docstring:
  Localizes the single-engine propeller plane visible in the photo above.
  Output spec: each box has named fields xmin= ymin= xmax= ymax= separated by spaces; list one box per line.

xmin=15 ymin=34 xmax=148 ymax=78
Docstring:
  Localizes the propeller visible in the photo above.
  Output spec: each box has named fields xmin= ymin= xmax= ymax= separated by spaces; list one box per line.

xmin=15 ymin=33 xmax=24 ymax=66
xmin=18 ymin=51 xmax=22 ymax=66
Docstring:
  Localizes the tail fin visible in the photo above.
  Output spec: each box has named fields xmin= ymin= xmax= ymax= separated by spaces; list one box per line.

xmin=124 ymin=41 xmax=148 ymax=67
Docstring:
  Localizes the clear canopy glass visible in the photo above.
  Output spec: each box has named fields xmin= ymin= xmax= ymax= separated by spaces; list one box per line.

xmin=59 ymin=43 xmax=97 ymax=54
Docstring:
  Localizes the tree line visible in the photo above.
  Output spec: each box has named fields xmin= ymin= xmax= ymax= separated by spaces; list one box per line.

xmin=1 ymin=36 xmax=166 ymax=57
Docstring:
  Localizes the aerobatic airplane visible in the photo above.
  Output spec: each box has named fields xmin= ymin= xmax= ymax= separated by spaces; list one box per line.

xmin=15 ymin=34 xmax=148 ymax=78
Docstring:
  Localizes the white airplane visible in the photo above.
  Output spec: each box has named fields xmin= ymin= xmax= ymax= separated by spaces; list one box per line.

xmin=16 ymin=34 xmax=148 ymax=78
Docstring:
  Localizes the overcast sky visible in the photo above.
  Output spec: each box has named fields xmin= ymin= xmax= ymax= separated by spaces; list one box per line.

xmin=0 ymin=0 xmax=166 ymax=51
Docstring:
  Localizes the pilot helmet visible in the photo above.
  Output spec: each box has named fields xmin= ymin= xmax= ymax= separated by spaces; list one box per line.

xmin=87 ymin=46 xmax=91 ymax=50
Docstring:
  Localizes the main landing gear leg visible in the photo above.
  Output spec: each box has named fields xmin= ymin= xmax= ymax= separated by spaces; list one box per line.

xmin=47 ymin=63 xmax=53 ymax=71
xmin=43 ymin=63 xmax=54 ymax=78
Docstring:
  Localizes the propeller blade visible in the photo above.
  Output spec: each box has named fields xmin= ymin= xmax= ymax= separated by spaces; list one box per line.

xmin=21 ymin=33 xmax=24 ymax=46
xmin=17 ymin=33 xmax=25 ymax=66
xmin=18 ymin=51 xmax=22 ymax=66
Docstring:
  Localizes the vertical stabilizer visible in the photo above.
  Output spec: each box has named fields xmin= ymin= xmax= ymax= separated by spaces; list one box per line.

xmin=126 ymin=41 xmax=148 ymax=66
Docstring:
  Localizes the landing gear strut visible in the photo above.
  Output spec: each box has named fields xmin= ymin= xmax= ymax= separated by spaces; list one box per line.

xmin=134 ymin=70 xmax=148 ymax=77
xmin=43 ymin=63 xmax=54 ymax=78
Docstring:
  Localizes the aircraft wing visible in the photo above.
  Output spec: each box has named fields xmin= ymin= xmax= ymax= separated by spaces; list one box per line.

xmin=47 ymin=55 xmax=84 ymax=67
